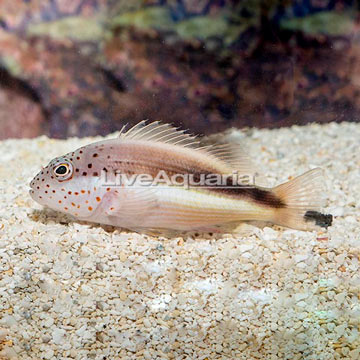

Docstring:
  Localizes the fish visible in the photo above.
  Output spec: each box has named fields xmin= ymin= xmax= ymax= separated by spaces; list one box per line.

xmin=29 ymin=121 xmax=332 ymax=233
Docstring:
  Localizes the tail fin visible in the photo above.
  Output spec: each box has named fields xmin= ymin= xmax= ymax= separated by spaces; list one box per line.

xmin=272 ymin=168 xmax=332 ymax=230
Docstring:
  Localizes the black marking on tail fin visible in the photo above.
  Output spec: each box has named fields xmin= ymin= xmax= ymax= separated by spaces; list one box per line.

xmin=304 ymin=211 xmax=333 ymax=228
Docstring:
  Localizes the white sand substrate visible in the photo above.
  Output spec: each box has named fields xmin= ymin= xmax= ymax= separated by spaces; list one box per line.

xmin=0 ymin=122 xmax=359 ymax=360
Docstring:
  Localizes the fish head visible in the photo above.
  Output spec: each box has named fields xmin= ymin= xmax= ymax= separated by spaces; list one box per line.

xmin=29 ymin=148 xmax=101 ymax=218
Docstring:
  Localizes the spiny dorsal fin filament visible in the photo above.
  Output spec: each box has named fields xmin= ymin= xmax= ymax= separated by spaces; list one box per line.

xmin=118 ymin=121 xmax=200 ymax=148
xmin=117 ymin=120 xmax=256 ymax=175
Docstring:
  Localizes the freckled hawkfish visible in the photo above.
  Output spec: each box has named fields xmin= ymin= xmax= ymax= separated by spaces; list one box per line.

xmin=30 ymin=121 xmax=332 ymax=234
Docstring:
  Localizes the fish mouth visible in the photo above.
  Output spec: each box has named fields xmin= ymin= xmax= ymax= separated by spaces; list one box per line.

xmin=29 ymin=188 xmax=44 ymax=206
xmin=29 ymin=178 xmax=35 ymax=189
xmin=29 ymin=187 xmax=40 ymax=203
xmin=29 ymin=189 xmax=35 ymax=200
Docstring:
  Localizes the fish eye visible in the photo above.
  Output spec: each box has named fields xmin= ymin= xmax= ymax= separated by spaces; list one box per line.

xmin=55 ymin=165 xmax=68 ymax=175
xmin=53 ymin=161 xmax=73 ymax=181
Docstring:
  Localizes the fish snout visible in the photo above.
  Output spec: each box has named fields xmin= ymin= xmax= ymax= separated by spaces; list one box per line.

xmin=29 ymin=188 xmax=35 ymax=198
xmin=29 ymin=176 xmax=38 ymax=190
xmin=29 ymin=176 xmax=40 ymax=201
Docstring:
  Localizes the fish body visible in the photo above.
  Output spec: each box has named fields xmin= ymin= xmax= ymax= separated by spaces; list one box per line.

xmin=30 ymin=121 xmax=332 ymax=232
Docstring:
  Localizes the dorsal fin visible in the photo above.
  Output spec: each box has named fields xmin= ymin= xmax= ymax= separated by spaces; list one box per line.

xmin=118 ymin=120 xmax=200 ymax=148
xmin=117 ymin=121 xmax=256 ymax=175
xmin=200 ymin=142 xmax=255 ymax=175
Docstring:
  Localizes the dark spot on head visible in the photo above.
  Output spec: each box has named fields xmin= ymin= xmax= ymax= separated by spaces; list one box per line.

xmin=74 ymin=192 xmax=79 ymax=195
xmin=52 ymin=190 xmax=56 ymax=193
xmin=76 ymin=169 xmax=79 ymax=172
xmin=81 ymin=190 xmax=85 ymax=194
xmin=45 ymin=191 xmax=48 ymax=194
xmin=68 ymin=191 xmax=72 ymax=195
xmin=107 ymin=155 xmax=110 ymax=159
xmin=88 ymin=164 xmax=92 ymax=168
xmin=42 ymin=179 xmax=45 ymax=182
xmin=79 ymin=150 xmax=83 ymax=154
xmin=103 ymin=167 xmax=107 ymax=172
xmin=82 ymin=172 xmax=87 ymax=176
xmin=51 ymin=176 xmax=54 ymax=179
xmin=93 ymin=153 xmax=98 ymax=158
xmin=46 ymin=184 xmax=50 ymax=188
xmin=37 ymin=186 xmax=40 ymax=190
xmin=77 ymin=157 xmax=80 ymax=160
xmin=93 ymin=172 xmax=98 ymax=176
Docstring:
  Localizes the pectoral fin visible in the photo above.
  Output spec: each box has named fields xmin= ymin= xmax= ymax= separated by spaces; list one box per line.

xmin=99 ymin=188 xmax=158 ymax=224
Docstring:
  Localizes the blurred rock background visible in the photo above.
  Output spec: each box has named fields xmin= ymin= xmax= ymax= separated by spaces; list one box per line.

xmin=0 ymin=0 xmax=359 ymax=139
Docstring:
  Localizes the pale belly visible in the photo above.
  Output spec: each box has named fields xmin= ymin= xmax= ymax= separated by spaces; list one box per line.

xmin=84 ymin=186 xmax=273 ymax=231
